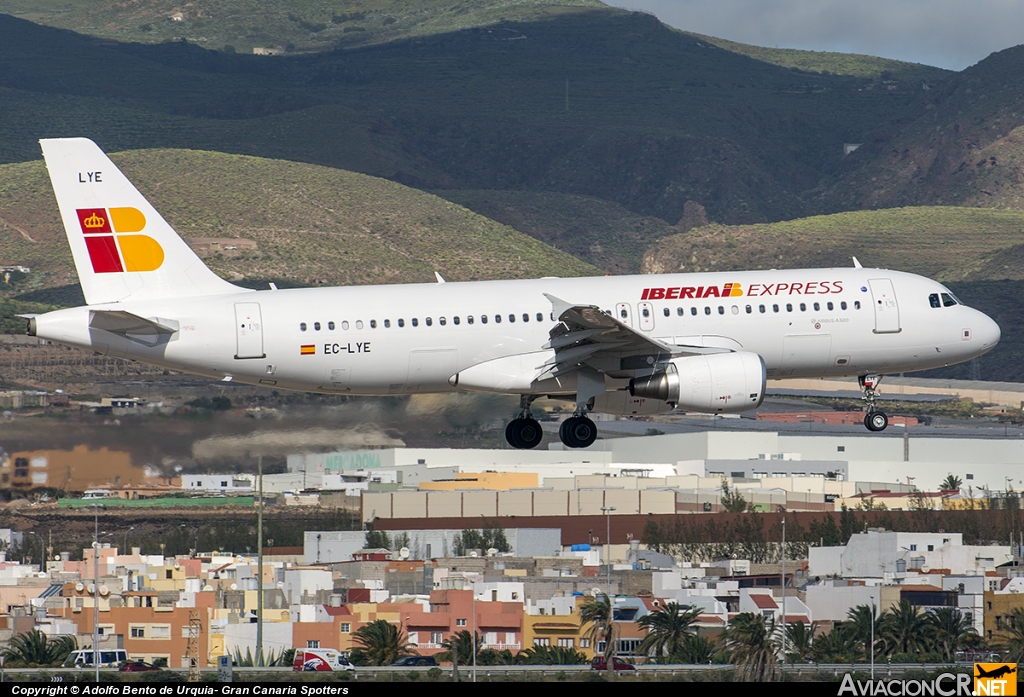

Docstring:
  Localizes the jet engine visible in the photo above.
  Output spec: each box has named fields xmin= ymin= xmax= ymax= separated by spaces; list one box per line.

xmin=628 ymin=352 xmax=766 ymax=413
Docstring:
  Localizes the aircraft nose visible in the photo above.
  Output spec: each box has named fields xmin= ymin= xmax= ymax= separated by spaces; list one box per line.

xmin=974 ymin=310 xmax=1001 ymax=349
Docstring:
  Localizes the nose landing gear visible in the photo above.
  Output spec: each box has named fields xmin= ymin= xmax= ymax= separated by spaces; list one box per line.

xmin=860 ymin=374 xmax=889 ymax=432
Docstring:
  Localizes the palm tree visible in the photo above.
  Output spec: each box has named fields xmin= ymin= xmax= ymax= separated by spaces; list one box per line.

xmin=635 ymin=602 xmax=701 ymax=660
xmin=783 ymin=620 xmax=814 ymax=663
xmin=811 ymin=624 xmax=863 ymax=664
xmin=997 ymin=607 xmax=1024 ymax=663
xmin=350 ymin=619 xmax=414 ymax=666
xmin=846 ymin=604 xmax=882 ymax=660
xmin=438 ymin=630 xmax=479 ymax=681
xmin=941 ymin=475 xmax=963 ymax=492
xmin=3 ymin=630 xmax=77 ymax=667
xmin=929 ymin=607 xmax=975 ymax=662
xmin=723 ymin=612 xmax=780 ymax=682
xmin=677 ymin=634 xmax=717 ymax=664
xmin=520 ymin=644 xmax=588 ymax=665
xmin=580 ymin=596 xmax=615 ymax=674
xmin=881 ymin=600 xmax=933 ymax=656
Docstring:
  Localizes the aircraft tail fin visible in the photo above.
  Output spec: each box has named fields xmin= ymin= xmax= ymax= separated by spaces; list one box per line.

xmin=40 ymin=138 xmax=244 ymax=306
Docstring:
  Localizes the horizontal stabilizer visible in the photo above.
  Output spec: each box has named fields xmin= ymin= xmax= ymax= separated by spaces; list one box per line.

xmin=89 ymin=310 xmax=178 ymax=336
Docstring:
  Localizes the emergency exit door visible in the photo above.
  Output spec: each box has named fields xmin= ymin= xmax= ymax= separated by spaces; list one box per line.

xmin=234 ymin=303 xmax=265 ymax=359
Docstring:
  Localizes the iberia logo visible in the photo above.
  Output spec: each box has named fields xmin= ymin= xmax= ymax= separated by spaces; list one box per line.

xmin=76 ymin=207 xmax=164 ymax=273
xmin=975 ymin=664 xmax=1017 ymax=695
xmin=642 ymin=283 xmax=743 ymax=300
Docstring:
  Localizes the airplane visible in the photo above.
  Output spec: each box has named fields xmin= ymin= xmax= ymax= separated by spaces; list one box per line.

xmin=26 ymin=138 xmax=1001 ymax=449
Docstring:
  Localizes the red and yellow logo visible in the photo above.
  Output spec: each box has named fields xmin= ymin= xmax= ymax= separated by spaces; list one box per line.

xmin=76 ymin=207 xmax=163 ymax=273
xmin=300 ymin=345 xmax=316 ymax=356
xmin=975 ymin=663 xmax=1018 ymax=695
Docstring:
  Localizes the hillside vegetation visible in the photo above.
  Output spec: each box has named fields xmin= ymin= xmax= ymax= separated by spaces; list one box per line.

xmin=0 ymin=0 xmax=604 ymax=54
xmin=642 ymin=206 xmax=1024 ymax=281
xmin=0 ymin=149 xmax=598 ymax=293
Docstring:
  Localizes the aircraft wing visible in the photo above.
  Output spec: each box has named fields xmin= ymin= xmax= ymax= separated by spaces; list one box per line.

xmin=539 ymin=294 xmax=725 ymax=381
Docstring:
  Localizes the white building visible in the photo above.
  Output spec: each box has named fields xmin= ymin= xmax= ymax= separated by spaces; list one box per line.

xmin=182 ymin=474 xmax=254 ymax=495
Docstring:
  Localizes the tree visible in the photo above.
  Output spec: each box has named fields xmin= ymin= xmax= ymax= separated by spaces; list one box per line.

xmin=880 ymin=600 xmax=932 ymax=656
xmin=437 ymin=630 xmax=480 ymax=681
xmin=580 ymin=597 xmax=615 ymax=675
xmin=364 ymin=529 xmax=391 ymax=549
xmin=677 ymin=634 xmax=717 ymax=664
xmin=635 ymin=602 xmax=701 ymax=660
xmin=783 ymin=620 xmax=814 ymax=663
xmin=811 ymin=624 xmax=863 ymax=664
xmin=2 ymin=630 xmax=77 ymax=667
xmin=720 ymin=479 xmax=748 ymax=513
xmin=845 ymin=604 xmax=881 ymax=660
xmin=929 ymin=607 xmax=975 ymax=662
xmin=940 ymin=474 xmax=963 ymax=492
xmin=350 ymin=619 xmax=414 ymax=666
xmin=1000 ymin=608 xmax=1024 ymax=663
xmin=723 ymin=613 xmax=780 ymax=681
xmin=520 ymin=644 xmax=588 ymax=665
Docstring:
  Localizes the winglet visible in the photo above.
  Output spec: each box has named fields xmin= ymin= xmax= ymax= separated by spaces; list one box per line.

xmin=852 ymin=256 xmax=863 ymax=269
xmin=434 ymin=271 xmax=446 ymax=284
xmin=543 ymin=293 xmax=574 ymax=320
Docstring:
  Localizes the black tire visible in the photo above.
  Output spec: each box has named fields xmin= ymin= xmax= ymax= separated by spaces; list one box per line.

xmin=559 ymin=417 xmax=579 ymax=448
xmin=563 ymin=416 xmax=597 ymax=448
xmin=517 ymin=418 xmax=543 ymax=449
xmin=505 ymin=420 xmax=524 ymax=449
xmin=864 ymin=411 xmax=889 ymax=432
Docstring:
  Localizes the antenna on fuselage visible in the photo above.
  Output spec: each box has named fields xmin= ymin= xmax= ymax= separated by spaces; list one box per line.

xmin=434 ymin=271 xmax=447 ymax=284
xmin=852 ymin=257 xmax=863 ymax=269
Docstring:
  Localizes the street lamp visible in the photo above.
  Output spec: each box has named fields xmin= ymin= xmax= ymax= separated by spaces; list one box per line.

xmin=123 ymin=526 xmax=135 ymax=554
xmin=600 ymin=506 xmax=616 ymax=598
xmin=88 ymin=503 xmax=105 ymax=682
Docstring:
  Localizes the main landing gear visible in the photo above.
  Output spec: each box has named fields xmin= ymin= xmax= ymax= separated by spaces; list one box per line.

xmin=505 ymin=395 xmax=544 ymax=450
xmin=559 ymin=412 xmax=597 ymax=449
xmin=860 ymin=374 xmax=889 ymax=432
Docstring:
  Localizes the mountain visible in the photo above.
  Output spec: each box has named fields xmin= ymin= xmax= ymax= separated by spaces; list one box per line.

xmin=0 ymin=149 xmax=598 ymax=295
xmin=815 ymin=44 xmax=1024 ymax=213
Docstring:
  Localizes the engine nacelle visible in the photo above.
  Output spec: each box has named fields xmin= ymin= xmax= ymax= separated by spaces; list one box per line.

xmin=589 ymin=391 xmax=674 ymax=416
xmin=629 ymin=352 xmax=766 ymax=413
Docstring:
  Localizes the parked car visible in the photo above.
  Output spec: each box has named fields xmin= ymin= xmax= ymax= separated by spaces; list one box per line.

xmin=119 ymin=661 xmax=161 ymax=672
xmin=590 ymin=657 xmax=635 ymax=671
xmin=390 ymin=656 xmax=438 ymax=667
xmin=292 ymin=648 xmax=355 ymax=672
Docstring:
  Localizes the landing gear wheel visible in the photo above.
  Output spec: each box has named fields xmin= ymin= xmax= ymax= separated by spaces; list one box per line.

xmin=559 ymin=416 xmax=597 ymax=448
xmin=864 ymin=411 xmax=889 ymax=432
xmin=506 ymin=417 xmax=543 ymax=449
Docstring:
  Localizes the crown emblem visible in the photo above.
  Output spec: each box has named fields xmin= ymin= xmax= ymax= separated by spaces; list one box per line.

xmin=83 ymin=213 xmax=106 ymax=229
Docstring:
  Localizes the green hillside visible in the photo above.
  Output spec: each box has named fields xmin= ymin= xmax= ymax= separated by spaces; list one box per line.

xmin=688 ymin=33 xmax=951 ymax=82
xmin=642 ymin=206 xmax=1024 ymax=281
xmin=0 ymin=149 xmax=599 ymax=293
xmin=0 ymin=0 xmax=604 ymax=54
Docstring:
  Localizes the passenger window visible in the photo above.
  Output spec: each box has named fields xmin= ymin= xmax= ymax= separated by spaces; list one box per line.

xmin=704 ymin=307 xmax=711 ymax=315
xmin=773 ymin=304 xmax=780 ymax=313
xmin=537 ymin=313 xmax=543 ymax=322
xmin=508 ymin=314 xmax=515 ymax=323
xmin=620 ymin=309 xmax=627 ymax=319
xmin=690 ymin=307 xmax=697 ymax=316
xmin=355 ymin=320 xmax=363 ymax=330
xmin=453 ymin=316 xmax=460 ymax=325
xmin=328 ymin=321 xmax=335 ymax=330
xmin=314 ymin=322 xmax=321 ymax=331
xmin=300 ymin=323 xmax=307 ymax=331
xmin=642 ymin=308 xmax=650 ymax=318
xmin=813 ymin=303 xmax=820 ymax=311
xmin=411 ymin=318 xmax=418 ymax=327
xmin=929 ymin=293 xmax=941 ymax=308
xmin=718 ymin=306 xmax=725 ymax=315
xmin=841 ymin=302 xmax=848 ymax=310
xmin=397 ymin=319 xmax=404 ymax=328
xmin=439 ymin=317 xmax=447 ymax=326
xmin=826 ymin=302 xmax=833 ymax=311
xmin=467 ymin=316 xmax=474 ymax=325
xmin=677 ymin=308 xmax=684 ymax=316
xmin=731 ymin=306 xmax=739 ymax=315
xmin=383 ymin=319 xmax=391 ymax=328
xmin=786 ymin=304 xmax=793 ymax=312
xmin=495 ymin=315 xmax=501 ymax=323
xmin=523 ymin=313 xmax=529 ymax=322
xmin=663 ymin=307 xmax=670 ymax=317
xmin=745 ymin=305 xmax=752 ymax=314
xmin=854 ymin=301 xmax=861 ymax=310
xmin=759 ymin=305 xmax=766 ymax=314
xmin=941 ymin=293 xmax=957 ymax=307
xmin=550 ymin=313 xmax=555 ymax=321
xmin=370 ymin=320 xmax=377 ymax=329
xmin=799 ymin=303 xmax=806 ymax=312
xmin=481 ymin=315 xmax=488 ymax=324
xmin=426 ymin=318 xmax=433 ymax=327
xmin=342 ymin=321 xmax=350 ymax=330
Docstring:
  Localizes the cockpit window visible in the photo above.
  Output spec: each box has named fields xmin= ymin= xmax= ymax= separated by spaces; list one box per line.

xmin=929 ymin=293 xmax=941 ymax=308
xmin=940 ymin=292 xmax=957 ymax=307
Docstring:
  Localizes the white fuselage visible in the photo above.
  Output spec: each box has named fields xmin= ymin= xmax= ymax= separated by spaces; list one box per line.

xmin=31 ymin=267 xmax=1000 ymax=406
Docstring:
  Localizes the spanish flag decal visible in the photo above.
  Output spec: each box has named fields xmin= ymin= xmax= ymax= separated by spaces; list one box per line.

xmin=300 ymin=345 xmax=316 ymax=356
xmin=76 ymin=207 xmax=163 ymax=273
